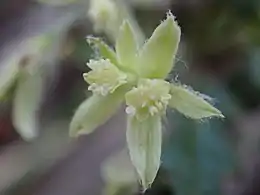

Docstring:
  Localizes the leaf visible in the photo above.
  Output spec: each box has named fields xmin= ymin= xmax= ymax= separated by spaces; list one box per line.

xmin=0 ymin=60 xmax=19 ymax=100
xmin=87 ymin=36 xmax=119 ymax=66
xmin=169 ymin=84 xmax=224 ymax=119
xmin=69 ymin=87 xmax=126 ymax=137
xmin=163 ymin=114 xmax=234 ymax=195
xmin=12 ymin=68 xmax=44 ymax=141
xmin=116 ymin=21 xmax=138 ymax=68
xmin=136 ymin=12 xmax=181 ymax=79
xmin=126 ymin=115 xmax=162 ymax=190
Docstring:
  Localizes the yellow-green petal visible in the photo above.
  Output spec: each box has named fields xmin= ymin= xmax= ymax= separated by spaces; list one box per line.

xmin=12 ymin=69 xmax=44 ymax=141
xmin=169 ymin=84 xmax=224 ymax=119
xmin=136 ymin=12 xmax=181 ymax=79
xmin=126 ymin=115 xmax=162 ymax=191
xmin=69 ymin=87 xmax=126 ymax=137
xmin=116 ymin=21 xmax=138 ymax=68
xmin=87 ymin=36 xmax=119 ymax=66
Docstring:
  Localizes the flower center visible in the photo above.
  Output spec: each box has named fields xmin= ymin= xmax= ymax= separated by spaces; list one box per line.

xmin=125 ymin=79 xmax=171 ymax=121
xmin=84 ymin=59 xmax=127 ymax=96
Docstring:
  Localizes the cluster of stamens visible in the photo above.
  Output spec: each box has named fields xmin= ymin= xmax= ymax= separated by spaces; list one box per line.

xmin=125 ymin=79 xmax=172 ymax=121
xmin=84 ymin=59 xmax=172 ymax=120
xmin=83 ymin=59 xmax=127 ymax=96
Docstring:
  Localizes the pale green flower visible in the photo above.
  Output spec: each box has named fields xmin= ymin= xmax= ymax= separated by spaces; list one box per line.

xmin=87 ymin=0 xmax=145 ymax=43
xmin=88 ymin=0 xmax=119 ymax=34
xmin=0 ymin=34 xmax=55 ymax=141
xmin=70 ymin=11 xmax=224 ymax=190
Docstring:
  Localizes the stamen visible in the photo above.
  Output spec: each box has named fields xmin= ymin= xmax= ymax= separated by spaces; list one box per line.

xmin=125 ymin=79 xmax=171 ymax=120
xmin=84 ymin=59 xmax=127 ymax=96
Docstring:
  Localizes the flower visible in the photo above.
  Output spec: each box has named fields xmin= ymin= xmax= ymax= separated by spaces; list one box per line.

xmin=88 ymin=0 xmax=119 ymax=34
xmin=70 ymin=11 xmax=224 ymax=190
xmin=0 ymin=34 xmax=55 ymax=141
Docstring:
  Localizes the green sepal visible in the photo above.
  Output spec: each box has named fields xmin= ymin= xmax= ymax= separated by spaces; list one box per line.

xmin=12 ymin=68 xmax=44 ymax=141
xmin=69 ymin=87 xmax=127 ymax=137
xmin=116 ymin=21 xmax=138 ymax=69
xmin=126 ymin=115 xmax=162 ymax=191
xmin=169 ymin=83 xmax=224 ymax=119
xmin=87 ymin=36 xmax=119 ymax=66
xmin=136 ymin=12 xmax=181 ymax=79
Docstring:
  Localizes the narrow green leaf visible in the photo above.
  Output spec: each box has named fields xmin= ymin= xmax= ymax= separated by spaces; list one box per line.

xmin=87 ymin=36 xmax=119 ymax=66
xmin=12 ymin=69 xmax=44 ymax=141
xmin=137 ymin=12 xmax=181 ymax=79
xmin=169 ymin=84 xmax=224 ymax=119
xmin=0 ymin=61 xmax=19 ymax=100
xmin=116 ymin=21 xmax=138 ymax=68
xmin=126 ymin=115 xmax=162 ymax=190
xmin=69 ymin=87 xmax=126 ymax=137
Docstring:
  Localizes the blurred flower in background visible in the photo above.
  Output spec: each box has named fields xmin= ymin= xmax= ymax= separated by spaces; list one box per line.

xmin=1 ymin=0 xmax=260 ymax=195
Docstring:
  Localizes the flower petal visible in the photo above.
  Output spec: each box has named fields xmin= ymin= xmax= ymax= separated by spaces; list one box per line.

xmin=169 ymin=84 xmax=224 ymax=119
xmin=12 ymin=69 xmax=44 ymax=141
xmin=126 ymin=115 xmax=162 ymax=191
xmin=69 ymin=87 xmax=126 ymax=137
xmin=87 ymin=36 xmax=119 ymax=66
xmin=116 ymin=21 xmax=138 ymax=68
xmin=136 ymin=12 xmax=181 ymax=79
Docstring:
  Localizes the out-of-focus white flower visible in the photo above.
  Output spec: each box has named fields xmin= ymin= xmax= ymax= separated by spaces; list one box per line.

xmin=88 ymin=0 xmax=119 ymax=35
xmin=0 ymin=34 xmax=57 ymax=141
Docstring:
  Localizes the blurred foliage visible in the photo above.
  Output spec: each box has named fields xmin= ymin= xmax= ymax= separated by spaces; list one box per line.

xmin=163 ymin=113 xmax=234 ymax=195
xmin=160 ymin=74 xmax=237 ymax=195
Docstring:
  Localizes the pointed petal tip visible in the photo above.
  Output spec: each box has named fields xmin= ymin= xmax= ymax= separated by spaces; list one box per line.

xmin=140 ymin=180 xmax=152 ymax=193
xmin=69 ymin=121 xmax=89 ymax=138
xmin=69 ymin=129 xmax=77 ymax=138
xmin=69 ymin=128 xmax=82 ymax=138
xmin=210 ymin=107 xmax=225 ymax=119
xmin=218 ymin=112 xmax=225 ymax=119
xmin=165 ymin=10 xmax=181 ymax=32
xmin=166 ymin=10 xmax=175 ymax=20
xmin=21 ymin=132 xmax=38 ymax=142
xmin=169 ymin=84 xmax=225 ymax=120
xmin=165 ymin=10 xmax=178 ymax=22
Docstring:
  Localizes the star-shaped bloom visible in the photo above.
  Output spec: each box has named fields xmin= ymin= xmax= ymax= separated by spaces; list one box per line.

xmin=70 ymin=11 xmax=223 ymax=190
